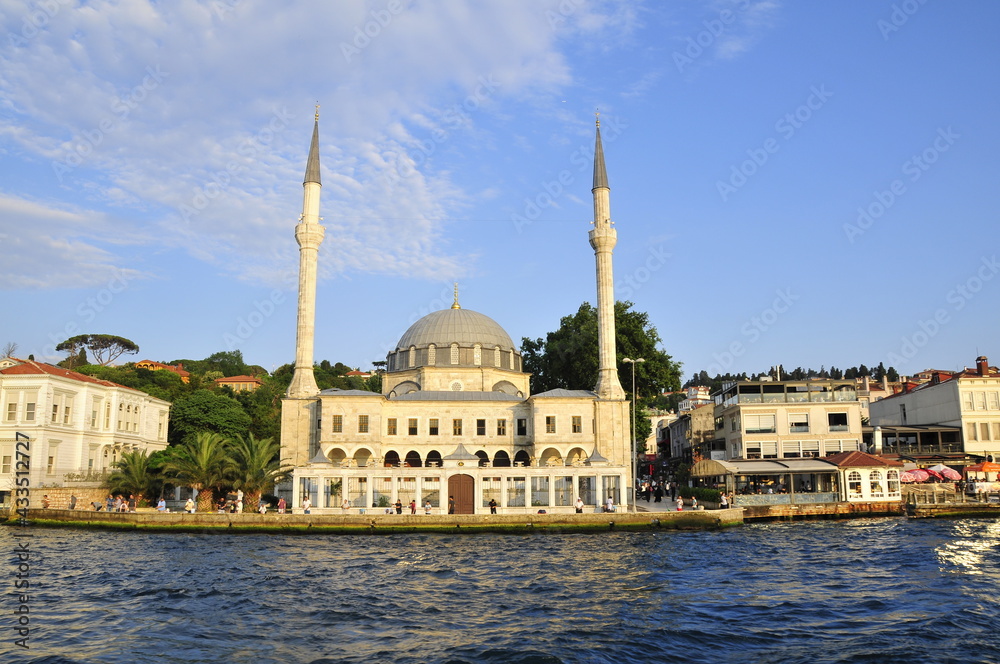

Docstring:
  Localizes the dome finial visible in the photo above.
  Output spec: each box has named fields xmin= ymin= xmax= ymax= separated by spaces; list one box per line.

xmin=451 ymin=282 xmax=461 ymax=309
xmin=595 ymin=108 xmax=600 ymax=128
xmin=315 ymin=102 xmax=320 ymax=122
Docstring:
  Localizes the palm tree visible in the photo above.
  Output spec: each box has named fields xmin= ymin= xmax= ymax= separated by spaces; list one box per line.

xmin=106 ymin=450 xmax=157 ymax=504
xmin=229 ymin=433 xmax=291 ymax=512
xmin=161 ymin=432 xmax=232 ymax=512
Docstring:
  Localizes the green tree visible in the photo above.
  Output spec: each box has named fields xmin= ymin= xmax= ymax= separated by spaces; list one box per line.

xmin=56 ymin=334 xmax=139 ymax=366
xmin=228 ymin=433 xmax=291 ymax=512
xmin=105 ymin=450 xmax=158 ymax=504
xmin=169 ymin=389 xmax=252 ymax=445
xmin=161 ymin=432 xmax=232 ymax=512
xmin=521 ymin=301 xmax=682 ymax=397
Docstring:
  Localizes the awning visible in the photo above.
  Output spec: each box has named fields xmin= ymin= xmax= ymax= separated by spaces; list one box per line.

xmin=691 ymin=458 xmax=838 ymax=477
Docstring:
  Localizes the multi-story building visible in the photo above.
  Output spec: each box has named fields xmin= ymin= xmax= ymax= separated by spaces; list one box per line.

xmin=0 ymin=357 xmax=171 ymax=504
xmin=667 ymin=403 xmax=715 ymax=463
xmin=712 ymin=379 xmax=865 ymax=460
xmin=869 ymin=355 xmax=999 ymax=462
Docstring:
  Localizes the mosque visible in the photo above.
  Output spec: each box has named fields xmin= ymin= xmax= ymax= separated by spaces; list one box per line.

xmin=278 ymin=111 xmax=631 ymax=514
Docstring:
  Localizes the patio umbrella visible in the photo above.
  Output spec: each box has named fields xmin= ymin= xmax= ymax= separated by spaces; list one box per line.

xmin=923 ymin=469 xmax=945 ymax=481
xmin=929 ymin=464 xmax=961 ymax=480
xmin=900 ymin=470 xmax=925 ymax=483
xmin=907 ymin=469 xmax=931 ymax=482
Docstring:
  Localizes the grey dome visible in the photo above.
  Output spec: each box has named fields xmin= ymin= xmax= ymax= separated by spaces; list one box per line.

xmin=395 ymin=308 xmax=515 ymax=351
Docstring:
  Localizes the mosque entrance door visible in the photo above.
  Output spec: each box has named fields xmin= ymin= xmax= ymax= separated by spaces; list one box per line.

xmin=448 ymin=474 xmax=475 ymax=514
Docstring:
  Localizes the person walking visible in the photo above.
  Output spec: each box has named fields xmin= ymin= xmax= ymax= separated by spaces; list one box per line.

xmin=448 ymin=495 xmax=456 ymax=514
xmin=676 ymin=495 xmax=684 ymax=511
xmin=719 ymin=492 xmax=729 ymax=509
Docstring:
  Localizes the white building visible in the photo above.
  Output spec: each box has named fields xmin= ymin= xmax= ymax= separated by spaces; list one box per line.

xmin=712 ymin=379 xmax=865 ymax=461
xmin=279 ymin=115 xmax=632 ymax=514
xmin=869 ymin=355 xmax=1000 ymax=462
xmin=0 ymin=357 xmax=170 ymax=504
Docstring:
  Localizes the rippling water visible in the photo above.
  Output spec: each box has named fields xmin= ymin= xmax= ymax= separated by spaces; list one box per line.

xmin=5 ymin=518 xmax=1000 ymax=663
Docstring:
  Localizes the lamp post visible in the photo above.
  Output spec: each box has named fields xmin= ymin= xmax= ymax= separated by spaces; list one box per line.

xmin=623 ymin=357 xmax=644 ymax=512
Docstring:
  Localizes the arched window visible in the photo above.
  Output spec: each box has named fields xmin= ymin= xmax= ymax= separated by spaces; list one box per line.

xmin=494 ymin=346 xmax=501 ymax=367
xmin=451 ymin=343 xmax=459 ymax=365
xmin=428 ymin=344 xmax=436 ymax=365
xmin=869 ymin=470 xmax=884 ymax=497
xmin=848 ymin=470 xmax=862 ymax=495
xmin=887 ymin=469 xmax=900 ymax=494
xmin=408 ymin=346 xmax=416 ymax=368
xmin=474 ymin=344 xmax=481 ymax=366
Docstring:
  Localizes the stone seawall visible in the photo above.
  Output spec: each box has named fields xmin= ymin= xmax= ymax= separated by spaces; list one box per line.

xmin=8 ymin=507 xmax=746 ymax=534
xmin=741 ymin=501 xmax=906 ymax=520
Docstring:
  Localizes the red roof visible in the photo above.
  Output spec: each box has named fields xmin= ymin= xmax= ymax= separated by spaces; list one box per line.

xmin=0 ymin=358 xmax=140 ymax=392
xmin=826 ymin=451 xmax=904 ymax=468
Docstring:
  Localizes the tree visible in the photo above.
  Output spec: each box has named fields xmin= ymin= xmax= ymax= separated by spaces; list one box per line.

xmin=169 ymin=389 xmax=252 ymax=445
xmin=105 ymin=450 xmax=158 ymax=504
xmin=228 ymin=433 xmax=291 ymax=512
xmin=161 ymin=432 xmax=233 ymax=512
xmin=521 ymin=301 xmax=682 ymax=397
xmin=2 ymin=341 xmax=17 ymax=358
xmin=56 ymin=334 xmax=139 ymax=366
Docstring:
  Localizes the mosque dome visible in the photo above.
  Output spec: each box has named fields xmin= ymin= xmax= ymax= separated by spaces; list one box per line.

xmin=395 ymin=308 xmax=515 ymax=352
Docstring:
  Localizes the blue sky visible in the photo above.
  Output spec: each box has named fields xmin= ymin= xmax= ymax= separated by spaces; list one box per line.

xmin=2 ymin=0 xmax=998 ymax=382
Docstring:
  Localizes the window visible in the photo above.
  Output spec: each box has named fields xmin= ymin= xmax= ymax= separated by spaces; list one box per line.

xmin=730 ymin=415 xmax=739 ymax=432
xmin=332 ymin=415 xmax=343 ymax=433
xmin=572 ymin=416 xmax=582 ymax=433
xmin=453 ymin=419 xmax=462 ymax=436
xmin=887 ymin=469 xmax=900 ymax=494
xmin=358 ymin=415 xmax=369 ymax=433
xmin=964 ymin=392 xmax=975 ymax=410
xmin=52 ymin=404 xmax=59 ymax=422
xmin=26 ymin=403 xmax=35 ymax=422
xmin=1 ymin=455 xmax=9 ymax=474
xmin=91 ymin=409 xmax=98 ymax=428
xmin=476 ymin=419 xmax=486 ymax=436
xmin=408 ymin=346 xmax=416 ymax=368
xmin=387 ymin=418 xmax=397 ymax=435
xmin=428 ymin=344 xmax=436 ymax=365
xmin=47 ymin=455 xmax=55 ymax=475
xmin=517 ymin=418 xmax=527 ymax=436
xmin=64 ymin=405 xmax=71 ymax=425
xmin=848 ymin=470 xmax=862 ymax=494
xmin=976 ymin=392 xmax=987 ymax=410
xmin=789 ymin=414 xmax=809 ymax=433
xmin=982 ymin=423 xmax=991 ymax=441
xmin=494 ymin=346 xmax=501 ymax=367
xmin=870 ymin=470 xmax=884 ymax=497
xmin=715 ymin=416 xmax=724 ymax=431
xmin=744 ymin=414 xmax=776 ymax=434
xmin=497 ymin=419 xmax=507 ymax=436
xmin=474 ymin=344 xmax=481 ymax=366
xmin=828 ymin=412 xmax=849 ymax=432
xmin=967 ymin=422 xmax=978 ymax=442
xmin=429 ymin=418 xmax=439 ymax=436
xmin=990 ymin=392 xmax=1000 ymax=410
xmin=450 ymin=343 xmax=459 ymax=365
xmin=409 ymin=418 xmax=418 ymax=435
xmin=103 ymin=402 xmax=109 ymax=428
xmin=5 ymin=403 xmax=14 ymax=422
xmin=545 ymin=416 xmax=556 ymax=434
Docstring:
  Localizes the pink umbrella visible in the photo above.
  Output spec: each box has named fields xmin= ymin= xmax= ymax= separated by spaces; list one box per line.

xmin=906 ymin=469 xmax=931 ymax=482
xmin=900 ymin=470 xmax=924 ymax=483
xmin=923 ymin=469 xmax=945 ymax=481
xmin=929 ymin=464 xmax=961 ymax=480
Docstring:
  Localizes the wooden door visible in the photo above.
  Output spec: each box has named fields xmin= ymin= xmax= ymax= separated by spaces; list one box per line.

xmin=447 ymin=474 xmax=475 ymax=514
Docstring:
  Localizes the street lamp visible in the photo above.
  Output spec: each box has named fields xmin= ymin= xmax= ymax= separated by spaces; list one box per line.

xmin=623 ymin=357 xmax=644 ymax=512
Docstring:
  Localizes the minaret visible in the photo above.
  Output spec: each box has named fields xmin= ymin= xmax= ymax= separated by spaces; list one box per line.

xmin=287 ymin=107 xmax=325 ymax=398
xmin=588 ymin=114 xmax=625 ymax=400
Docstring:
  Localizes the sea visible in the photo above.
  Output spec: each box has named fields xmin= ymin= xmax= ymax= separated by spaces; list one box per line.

xmin=4 ymin=517 xmax=1000 ymax=664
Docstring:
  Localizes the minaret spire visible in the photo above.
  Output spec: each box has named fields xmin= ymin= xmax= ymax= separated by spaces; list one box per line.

xmin=588 ymin=115 xmax=625 ymax=400
xmin=287 ymin=111 xmax=326 ymax=398
xmin=451 ymin=282 xmax=461 ymax=309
